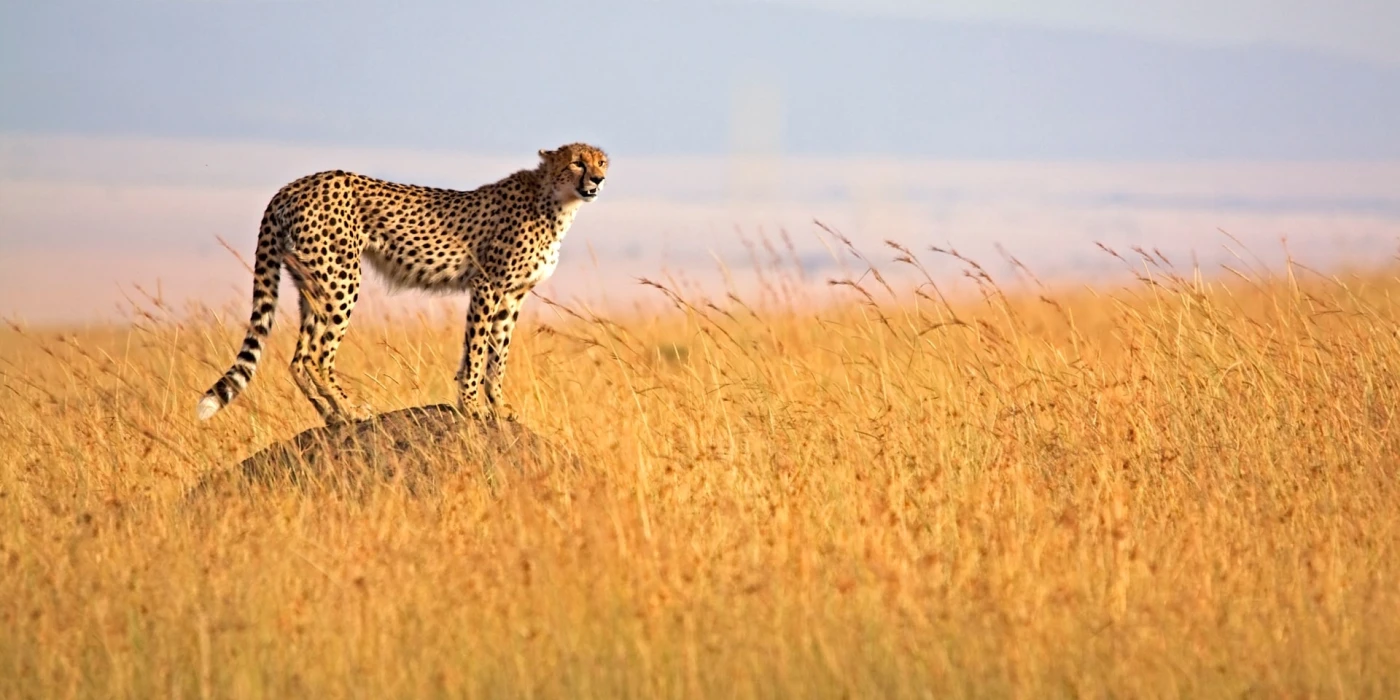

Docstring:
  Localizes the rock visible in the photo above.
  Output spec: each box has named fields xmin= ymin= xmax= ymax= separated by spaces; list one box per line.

xmin=185 ymin=404 xmax=578 ymax=500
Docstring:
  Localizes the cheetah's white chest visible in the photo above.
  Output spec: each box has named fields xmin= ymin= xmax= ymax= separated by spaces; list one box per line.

xmin=525 ymin=239 xmax=563 ymax=288
xmin=521 ymin=205 xmax=578 ymax=289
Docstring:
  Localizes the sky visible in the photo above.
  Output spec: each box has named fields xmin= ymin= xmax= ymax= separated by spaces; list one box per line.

xmin=765 ymin=0 xmax=1400 ymax=65
xmin=3 ymin=0 xmax=1397 ymax=159
xmin=1 ymin=0 xmax=1397 ymax=323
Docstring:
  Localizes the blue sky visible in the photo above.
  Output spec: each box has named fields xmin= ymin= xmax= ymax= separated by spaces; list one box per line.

xmin=766 ymin=0 xmax=1400 ymax=65
xmin=3 ymin=0 xmax=1397 ymax=159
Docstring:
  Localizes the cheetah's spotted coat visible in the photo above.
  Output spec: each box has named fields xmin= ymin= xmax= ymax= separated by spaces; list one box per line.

xmin=197 ymin=143 xmax=608 ymax=425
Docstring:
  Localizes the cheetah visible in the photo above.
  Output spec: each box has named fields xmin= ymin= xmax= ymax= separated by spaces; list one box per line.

xmin=196 ymin=143 xmax=609 ymax=425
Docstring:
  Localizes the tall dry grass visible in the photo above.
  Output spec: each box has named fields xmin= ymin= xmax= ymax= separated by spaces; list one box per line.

xmin=2 ymin=232 xmax=1399 ymax=698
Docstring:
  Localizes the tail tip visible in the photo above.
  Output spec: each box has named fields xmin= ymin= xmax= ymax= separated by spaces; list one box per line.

xmin=196 ymin=395 xmax=221 ymax=421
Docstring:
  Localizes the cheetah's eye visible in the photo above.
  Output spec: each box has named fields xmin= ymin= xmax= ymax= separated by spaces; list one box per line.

xmin=572 ymin=160 xmax=585 ymax=168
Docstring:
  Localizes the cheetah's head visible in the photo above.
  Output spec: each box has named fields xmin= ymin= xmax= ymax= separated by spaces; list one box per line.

xmin=539 ymin=143 xmax=609 ymax=204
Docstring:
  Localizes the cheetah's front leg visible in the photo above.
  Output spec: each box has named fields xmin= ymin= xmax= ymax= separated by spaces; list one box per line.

xmin=455 ymin=289 xmax=501 ymax=421
xmin=482 ymin=291 xmax=526 ymax=422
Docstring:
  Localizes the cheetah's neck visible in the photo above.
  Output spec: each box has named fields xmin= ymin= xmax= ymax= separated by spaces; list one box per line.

xmin=555 ymin=199 xmax=583 ymax=228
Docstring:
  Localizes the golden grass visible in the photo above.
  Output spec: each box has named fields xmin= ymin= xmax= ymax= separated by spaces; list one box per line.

xmin=3 ymin=236 xmax=1400 ymax=698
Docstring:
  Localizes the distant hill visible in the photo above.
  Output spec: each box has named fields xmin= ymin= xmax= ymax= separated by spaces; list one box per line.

xmin=2 ymin=0 xmax=1397 ymax=159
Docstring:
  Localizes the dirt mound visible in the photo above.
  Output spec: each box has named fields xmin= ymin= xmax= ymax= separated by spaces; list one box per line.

xmin=186 ymin=404 xmax=578 ymax=500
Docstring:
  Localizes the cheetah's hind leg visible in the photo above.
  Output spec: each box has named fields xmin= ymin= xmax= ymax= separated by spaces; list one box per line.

xmin=288 ymin=277 xmax=371 ymax=426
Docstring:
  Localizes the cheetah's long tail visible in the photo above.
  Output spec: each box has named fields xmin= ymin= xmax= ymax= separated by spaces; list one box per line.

xmin=196 ymin=203 xmax=283 ymax=421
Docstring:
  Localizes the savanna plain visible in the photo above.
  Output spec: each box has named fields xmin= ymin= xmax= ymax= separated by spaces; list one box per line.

xmin=2 ymin=235 xmax=1399 ymax=699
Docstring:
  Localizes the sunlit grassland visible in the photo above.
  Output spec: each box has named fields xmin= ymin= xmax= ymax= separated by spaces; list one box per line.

xmin=2 ymin=235 xmax=1399 ymax=698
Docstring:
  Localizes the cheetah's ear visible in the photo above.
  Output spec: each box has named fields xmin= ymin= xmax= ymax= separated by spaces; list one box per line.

xmin=538 ymin=148 xmax=553 ymax=159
